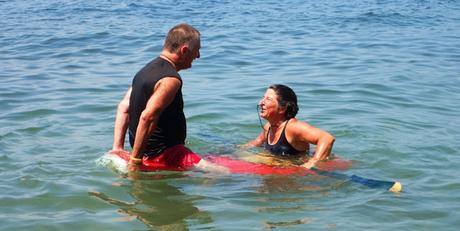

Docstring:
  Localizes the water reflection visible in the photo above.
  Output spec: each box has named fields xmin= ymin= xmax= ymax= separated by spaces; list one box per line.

xmin=257 ymin=175 xmax=323 ymax=193
xmin=254 ymin=173 xmax=344 ymax=229
xmin=91 ymin=172 xmax=212 ymax=230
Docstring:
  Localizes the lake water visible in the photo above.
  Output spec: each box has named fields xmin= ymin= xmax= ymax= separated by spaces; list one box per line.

xmin=1 ymin=0 xmax=460 ymax=230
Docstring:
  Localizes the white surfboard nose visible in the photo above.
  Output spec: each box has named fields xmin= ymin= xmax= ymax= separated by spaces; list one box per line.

xmin=96 ymin=152 xmax=128 ymax=174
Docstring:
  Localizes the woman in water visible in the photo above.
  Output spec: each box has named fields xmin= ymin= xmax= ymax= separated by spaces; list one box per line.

xmin=244 ymin=84 xmax=335 ymax=169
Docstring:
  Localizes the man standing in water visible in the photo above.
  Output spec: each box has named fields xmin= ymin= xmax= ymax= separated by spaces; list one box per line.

xmin=111 ymin=23 xmax=227 ymax=172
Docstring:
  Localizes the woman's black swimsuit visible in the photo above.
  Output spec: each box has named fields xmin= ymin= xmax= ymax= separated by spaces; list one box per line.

xmin=264 ymin=119 xmax=305 ymax=157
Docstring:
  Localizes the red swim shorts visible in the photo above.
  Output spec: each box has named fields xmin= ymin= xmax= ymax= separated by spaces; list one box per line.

xmin=140 ymin=145 xmax=202 ymax=171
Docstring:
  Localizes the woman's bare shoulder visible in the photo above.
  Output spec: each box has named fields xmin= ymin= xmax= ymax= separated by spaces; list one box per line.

xmin=288 ymin=118 xmax=312 ymax=129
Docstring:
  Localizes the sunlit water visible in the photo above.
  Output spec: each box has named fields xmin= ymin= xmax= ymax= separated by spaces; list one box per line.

xmin=1 ymin=0 xmax=460 ymax=230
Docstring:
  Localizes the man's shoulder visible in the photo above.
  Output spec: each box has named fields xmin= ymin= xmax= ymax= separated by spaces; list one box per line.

xmin=158 ymin=76 xmax=182 ymax=86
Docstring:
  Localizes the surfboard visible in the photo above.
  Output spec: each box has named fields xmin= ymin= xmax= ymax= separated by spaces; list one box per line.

xmin=105 ymin=150 xmax=351 ymax=175
xmin=101 ymin=150 xmax=401 ymax=192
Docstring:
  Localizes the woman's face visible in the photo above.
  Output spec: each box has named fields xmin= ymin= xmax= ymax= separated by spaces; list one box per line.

xmin=258 ymin=89 xmax=284 ymax=120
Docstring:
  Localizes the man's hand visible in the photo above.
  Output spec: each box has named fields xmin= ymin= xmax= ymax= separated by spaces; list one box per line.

xmin=109 ymin=149 xmax=129 ymax=155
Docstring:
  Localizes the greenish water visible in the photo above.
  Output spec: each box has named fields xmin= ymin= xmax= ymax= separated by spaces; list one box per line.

xmin=1 ymin=0 xmax=460 ymax=230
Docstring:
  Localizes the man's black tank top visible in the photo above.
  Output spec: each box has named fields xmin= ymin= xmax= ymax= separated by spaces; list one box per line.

xmin=264 ymin=119 xmax=306 ymax=157
xmin=128 ymin=57 xmax=186 ymax=156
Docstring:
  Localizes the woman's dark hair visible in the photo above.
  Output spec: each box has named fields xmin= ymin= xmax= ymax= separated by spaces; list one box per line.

xmin=269 ymin=84 xmax=299 ymax=119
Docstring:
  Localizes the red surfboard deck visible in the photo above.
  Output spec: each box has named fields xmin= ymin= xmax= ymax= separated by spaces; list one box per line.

xmin=108 ymin=150 xmax=351 ymax=175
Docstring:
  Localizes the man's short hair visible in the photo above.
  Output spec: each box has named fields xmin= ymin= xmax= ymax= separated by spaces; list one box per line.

xmin=163 ymin=23 xmax=200 ymax=53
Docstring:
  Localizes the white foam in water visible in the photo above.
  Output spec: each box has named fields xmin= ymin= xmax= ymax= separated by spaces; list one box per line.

xmin=95 ymin=152 xmax=128 ymax=174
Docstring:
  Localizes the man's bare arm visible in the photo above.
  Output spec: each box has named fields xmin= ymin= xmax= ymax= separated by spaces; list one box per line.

xmin=112 ymin=87 xmax=132 ymax=151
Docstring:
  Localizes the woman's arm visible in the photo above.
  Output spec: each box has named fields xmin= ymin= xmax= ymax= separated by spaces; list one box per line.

xmin=290 ymin=120 xmax=335 ymax=168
